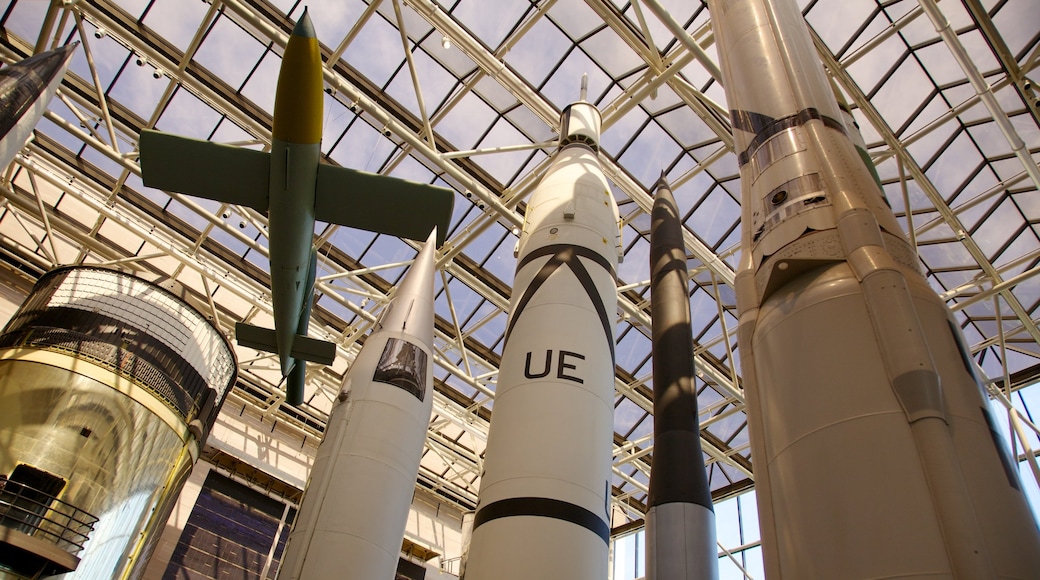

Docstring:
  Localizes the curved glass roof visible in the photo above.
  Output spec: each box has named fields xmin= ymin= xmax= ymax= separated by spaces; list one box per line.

xmin=2 ymin=0 xmax=1038 ymax=537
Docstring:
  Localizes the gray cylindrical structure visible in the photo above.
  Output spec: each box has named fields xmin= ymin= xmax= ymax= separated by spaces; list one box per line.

xmin=0 ymin=266 xmax=236 ymax=579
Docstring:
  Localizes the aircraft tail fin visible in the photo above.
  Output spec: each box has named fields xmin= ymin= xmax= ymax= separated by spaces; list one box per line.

xmin=291 ymin=334 xmax=336 ymax=365
xmin=139 ymin=129 xmax=270 ymax=210
xmin=235 ymin=322 xmax=336 ymax=365
xmin=314 ymin=164 xmax=454 ymax=247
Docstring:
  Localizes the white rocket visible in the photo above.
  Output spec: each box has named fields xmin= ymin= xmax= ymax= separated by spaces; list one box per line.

xmin=277 ymin=230 xmax=438 ymax=580
xmin=462 ymin=83 xmax=620 ymax=580
xmin=707 ymin=0 xmax=1040 ymax=577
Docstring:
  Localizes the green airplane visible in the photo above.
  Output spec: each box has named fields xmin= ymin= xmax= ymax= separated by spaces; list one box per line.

xmin=139 ymin=9 xmax=453 ymax=406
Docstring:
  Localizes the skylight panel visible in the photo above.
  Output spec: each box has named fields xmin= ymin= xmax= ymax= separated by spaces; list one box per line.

xmin=193 ymin=15 xmax=267 ymax=91
xmin=1011 ymin=189 xmax=1040 ymax=223
xmin=2 ymin=1 xmax=48 ymax=41
xmin=66 ymin=24 xmax=125 ymax=90
xmin=626 ymin=416 xmax=653 ymax=447
xmin=342 ymin=16 xmax=405 ymax=89
xmin=618 ymin=119 xmax=683 ymax=188
xmin=503 ymin=106 xmax=555 ymax=144
xmin=471 ymin=225 xmax=515 ymax=286
xmin=582 ymin=27 xmax=644 ymax=80
xmin=436 ymin=278 xmax=482 ymax=326
xmin=902 ymin=131 xmax=956 ymax=187
xmin=917 ymin=239 xmax=978 ymax=271
xmin=472 ymin=118 xmax=535 ymax=183
xmin=238 ymin=51 xmax=281 ymax=117
xmin=327 ymin=119 xmax=398 ymax=173
xmin=601 ymin=101 xmax=648 ymax=156
xmin=540 ymin=48 xmax=612 ymax=111
xmin=994 ymin=225 xmax=1039 ymax=274
xmin=503 ymin=16 xmax=572 ymax=89
xmin=656 ymin=104 xmax=719 ymax=148
xmin=686 ymin=187 xmax=741 ymax=249
xmin=384 ymin=47 xmax=457 ymax=120
xmin=972 ymin=198 xmax=1025 ymax=260
xmin=544 ymin=1 xmax=603 ymax=40
xmin=805 ymin=0 xmax=877 ymax=55
xmin=356 ymin=234 xmax=417 ymax=280
xmin=466 ymin=302 xmax=507 ymax=349
xmin=924 ymin=132 xmax=985 ymax=197
xmin=141 ymin=0 xmax=210 ymax=53
xmin=846 ymin=32 xmax=907 ymax=97
xmin=872 ymin=58 xmax=934 ymax=134
xmin=615 ymin=326 xmax=651 ymax=374
xmin=619 ymin=235 xmax=650 ymax=286
xmin=449 ymin=0 xmax=528 ymax=52
xmin=433 ymin=91 xmax=498 ymax=149
xmin=155 ymin=87 xmax=223 ymax=139
xmin=992 ymin=0 xmax=1040 ymax=57
xmin=79 ymin=147 xmax=126 ymax=179
xmin=105 ymin=62 xmax=167 ymax=121
xmin=913 ymin=38 xmax=972 ymax=88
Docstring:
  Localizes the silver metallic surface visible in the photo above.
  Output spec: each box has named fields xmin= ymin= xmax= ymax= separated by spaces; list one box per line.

xmin=709 ymin=0 xmax=1040 ymax=577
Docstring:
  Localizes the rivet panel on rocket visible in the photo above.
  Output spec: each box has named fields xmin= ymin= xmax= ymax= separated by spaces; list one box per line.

xmin=463 ymin=98 xmax=620 ymax=580
xmin=277 ymin=230 xmax=438 ymax=580
xmin=707 ymin=0 xmax=1040 ymax=577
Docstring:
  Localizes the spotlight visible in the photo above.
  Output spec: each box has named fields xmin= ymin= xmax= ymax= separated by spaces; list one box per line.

xmin=441 ymin=36 xmax=451 ymax=50
xmin=94 ymin=28 xmax=106 ymax=39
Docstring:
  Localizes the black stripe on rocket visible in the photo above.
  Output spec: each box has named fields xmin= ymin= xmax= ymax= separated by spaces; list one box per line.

xmin=648 ymin=178 xmax=715 ymax=512
xmin=730 ymin=107 xmax=847 ymax=167
xmin=505 ymin=243 xmax=617 ymax=365
xmin=473 ymin=496 xmax=610 ymax=544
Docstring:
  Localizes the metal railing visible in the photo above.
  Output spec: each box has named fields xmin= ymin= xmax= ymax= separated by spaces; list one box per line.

xmin=0 ymin=478 xmax=98 ymax=556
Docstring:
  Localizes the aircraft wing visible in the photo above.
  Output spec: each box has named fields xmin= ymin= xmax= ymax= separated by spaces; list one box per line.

xmin=314 ymin=164 xmax=454 ymax=247
xmin=138 ymin=129 xmax=270 ymax=211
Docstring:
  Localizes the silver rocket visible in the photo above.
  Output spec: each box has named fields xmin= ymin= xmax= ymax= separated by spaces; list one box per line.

xmin=707 ymin=0 xmax=1040 ymax=577
xmin=0 ymin=44 xmax=77 ymax=171
xmin=277 ymin=230 xmax=438 ymax=580
xmin=463 ymin=88 xmax=620 ymax=579
xmin=646 ymin=177 xmax=718 ymax=580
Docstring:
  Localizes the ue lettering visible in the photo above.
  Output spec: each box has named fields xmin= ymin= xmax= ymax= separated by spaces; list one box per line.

xmin=524 ymin=350 xmax=585 ymax=384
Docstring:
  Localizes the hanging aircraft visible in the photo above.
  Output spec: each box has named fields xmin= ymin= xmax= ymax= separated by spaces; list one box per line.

xmin=139 ymin=9 xmax=453 ymax=405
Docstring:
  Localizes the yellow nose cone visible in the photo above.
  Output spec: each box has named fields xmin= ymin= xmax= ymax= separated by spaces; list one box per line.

xmin=272 ymin=9 xmax=323 ymax=144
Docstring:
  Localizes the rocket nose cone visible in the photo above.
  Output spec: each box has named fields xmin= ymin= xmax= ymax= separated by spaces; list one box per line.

xmin=655 ymin=172 xmax=670 ymax=192
xmin=293 ymin=8 xmax=317 ymax=39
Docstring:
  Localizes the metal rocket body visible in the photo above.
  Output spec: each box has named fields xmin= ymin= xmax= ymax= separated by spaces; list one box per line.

xmin=0 ymin=44 xmax=77 ymax=171
xmin=276 ymin=231 xmax=438 ymax=580
xmin=463 ymin=98 xmax=620 ymax=579
xmin=646 ymin=177 xmax=718 ymax=580
xmin=707 ymin=0 xmax=1040 ymax=577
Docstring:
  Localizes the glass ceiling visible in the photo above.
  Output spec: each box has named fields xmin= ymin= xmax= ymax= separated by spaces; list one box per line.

xmin=2 ymin=0 xmax=1039 ymax=531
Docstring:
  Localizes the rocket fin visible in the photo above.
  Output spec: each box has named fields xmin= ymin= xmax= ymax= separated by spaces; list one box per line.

xmin=139 ymin=129 xmax=270 ymax=211
xmin=314 ymin=163 xmax=454 ymax=247
xmin=235 ymin=322 xmax=278 ymax=354
xmin=290 ymin=334 xmax=336 ymax=365
xmin=235 ymin=322 xmax=335 ymax=365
